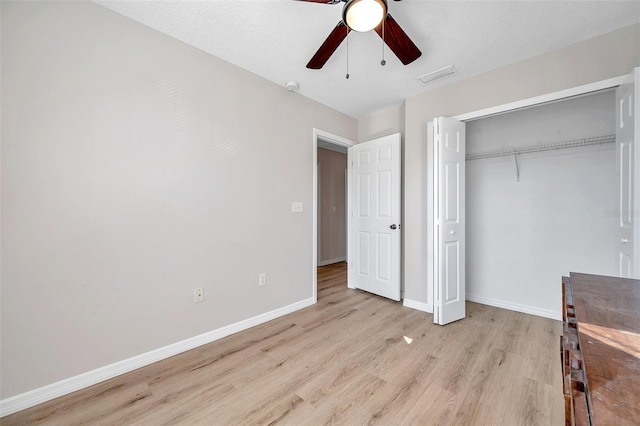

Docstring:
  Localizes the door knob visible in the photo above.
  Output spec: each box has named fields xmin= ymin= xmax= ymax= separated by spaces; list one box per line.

xmin=450 ymin=230 xmax=456 ymax=235
xmin=622 ymin=238 xmax=629 ymax=244
xmin=390 ymin=224 xmax=397 ymax=230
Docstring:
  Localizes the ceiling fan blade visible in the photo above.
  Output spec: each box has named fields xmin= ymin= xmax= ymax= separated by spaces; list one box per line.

xmin=306 ymin=21 xmax=350 ymax=69
xmin=375 ymin=14 xmax=421 ymax=65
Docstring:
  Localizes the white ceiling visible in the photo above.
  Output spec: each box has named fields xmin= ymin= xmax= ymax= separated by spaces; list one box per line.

xmin=95 ymin=1 xmax=640 ymax=119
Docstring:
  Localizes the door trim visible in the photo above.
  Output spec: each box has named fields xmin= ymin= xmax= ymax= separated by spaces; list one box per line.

xmin=454 ymin=75 xmax=626 ymax=122
xmin=313 ymin=129 xmax=355 ymax=303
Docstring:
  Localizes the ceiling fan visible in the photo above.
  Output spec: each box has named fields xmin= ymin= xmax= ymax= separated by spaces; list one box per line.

xmin=299 ymin=0 xmax=422 ymax=69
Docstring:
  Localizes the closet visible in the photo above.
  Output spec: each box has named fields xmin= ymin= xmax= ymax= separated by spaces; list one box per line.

xmin=464 ymin=90 xmax=617 ymax=317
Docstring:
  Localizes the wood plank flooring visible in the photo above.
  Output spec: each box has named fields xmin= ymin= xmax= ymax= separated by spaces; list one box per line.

xmin=2 ymin=262 xmax=564 ymax=425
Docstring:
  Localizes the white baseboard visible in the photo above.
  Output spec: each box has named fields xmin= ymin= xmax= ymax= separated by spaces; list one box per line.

xmin=0 ymin=297 xmax=315 ymax=418
xmin=403 ymin=298 xmax=433 ymax=313
xmin=318 ymin=257 xmax=346 ymax=267
xmin=465 ymin=293 xmax=561 ymax=321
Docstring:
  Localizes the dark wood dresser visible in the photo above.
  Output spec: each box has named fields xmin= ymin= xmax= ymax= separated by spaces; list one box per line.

xmin=561 ymin=272 xmax=640 ymax=425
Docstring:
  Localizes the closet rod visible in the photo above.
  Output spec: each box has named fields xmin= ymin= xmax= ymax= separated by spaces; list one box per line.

xmin=466 ymin=134 xmax=615 ymax=161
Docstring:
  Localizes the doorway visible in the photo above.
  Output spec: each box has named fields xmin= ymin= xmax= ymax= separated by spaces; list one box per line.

xmin=312 ymin=129 xmax=355 ymax=303
xmin=313 ymin=131 xmax=403 ymax=303
xmin=317 ymin=143 xmax=348 ymax=267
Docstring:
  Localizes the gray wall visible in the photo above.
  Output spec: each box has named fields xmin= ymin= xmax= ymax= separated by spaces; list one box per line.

xmin=403 ymin=23 xmax=640 ymax=305
xmin=358 ymin=104 xmax=405 ymax=142
xmin=0 ymin=0 xmax=357 ymax=398
xmin=466 ymin=91 xmax=617 ymax=317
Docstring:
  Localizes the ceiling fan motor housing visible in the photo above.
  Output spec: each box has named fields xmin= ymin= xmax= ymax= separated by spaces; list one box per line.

xmin=342 ymin=0 xmax=388 ymax=32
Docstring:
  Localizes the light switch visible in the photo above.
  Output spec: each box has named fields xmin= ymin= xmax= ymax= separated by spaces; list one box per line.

xmin=291 ymin=202 xmax=304 ymax=213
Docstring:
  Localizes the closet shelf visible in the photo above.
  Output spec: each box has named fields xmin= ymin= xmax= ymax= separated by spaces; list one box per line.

xmin=466 ymin=134 xmax=615 ymax=161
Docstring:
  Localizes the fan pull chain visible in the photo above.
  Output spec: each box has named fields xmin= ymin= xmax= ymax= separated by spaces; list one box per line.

xmin=345 ymin=26 xmax=350 ymax=79
xmin=381 ymin=18 xmax=386 ymax=66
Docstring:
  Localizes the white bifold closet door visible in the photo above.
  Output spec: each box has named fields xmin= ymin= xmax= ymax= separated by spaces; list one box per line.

xmin=433 ymin=117 xmax=466 ymax=325
xmin=616 ymin=67 xmax=640 ymax=278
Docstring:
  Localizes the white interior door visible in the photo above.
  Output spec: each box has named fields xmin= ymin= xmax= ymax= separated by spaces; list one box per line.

xmin=349 ymin=133 xmax=401 ymax=301
xmin=433 ymin=117 xmax=466 ymax=325
xmin=616 ymin=67 xmax=640 ymax=278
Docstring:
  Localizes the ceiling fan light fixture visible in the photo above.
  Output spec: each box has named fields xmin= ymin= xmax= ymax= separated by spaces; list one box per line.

xmin=343 ymin=0 xmax=387 ymax=32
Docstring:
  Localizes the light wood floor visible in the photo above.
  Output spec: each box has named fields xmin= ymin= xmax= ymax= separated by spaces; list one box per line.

xmin=3 ymin=262 xmax=564 ymax=425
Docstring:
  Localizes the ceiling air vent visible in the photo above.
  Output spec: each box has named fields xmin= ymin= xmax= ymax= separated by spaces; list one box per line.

xmin=417 ymin=65 xmax=456 ymax=85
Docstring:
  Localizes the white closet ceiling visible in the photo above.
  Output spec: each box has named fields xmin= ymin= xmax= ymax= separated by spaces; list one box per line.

xmin=94 ymin=1 xmax=640 ymax=119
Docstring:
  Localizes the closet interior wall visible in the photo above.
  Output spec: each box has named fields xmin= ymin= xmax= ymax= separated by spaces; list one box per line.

xmin=465 ymin=90 xmax=617 ymax=318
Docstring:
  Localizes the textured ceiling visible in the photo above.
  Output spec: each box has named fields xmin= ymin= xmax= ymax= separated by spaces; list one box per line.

xmin=94 ymin=1 xmax=640 ymax=119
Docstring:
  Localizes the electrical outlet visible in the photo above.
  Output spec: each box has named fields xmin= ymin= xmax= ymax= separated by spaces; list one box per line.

xmin=259 ymin=273 xmax=266 ymax=286
xmin=194 ymin=288 xmax=204 ymax=303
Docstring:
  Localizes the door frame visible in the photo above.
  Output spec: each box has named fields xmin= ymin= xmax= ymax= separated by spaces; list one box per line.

xmin=453 ymin=75 xmax=626 ymax=122
xmin=313 ymin=129 xmax=356 ymax=303
xmin=424 ymin=74 xmax=630 ymax=313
